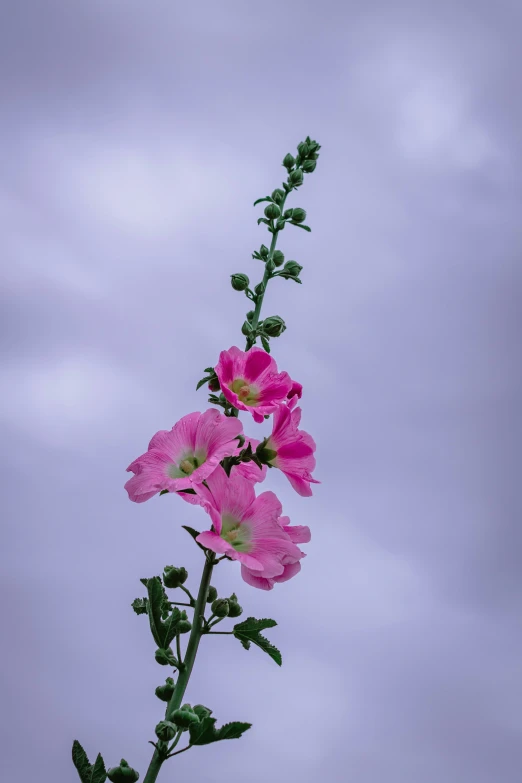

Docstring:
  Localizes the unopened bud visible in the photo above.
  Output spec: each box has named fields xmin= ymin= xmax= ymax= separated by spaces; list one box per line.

xmin=211 ymin=598 xmax=230 ymax=617
xmin=231 ymin=273 xmax=250 ymax=292
xmin=155 ymin=721 xmax=177 ymax=742
xmin=264 ymin=203 xmax=281 ymax=220
xmin=262 ymin=315 xmax=286 ymax=338
xmin=297 ymin=141 xmax=309 ymax=157
xmin=256 ymin=439 xmax=278 ymax=465
xmin=193 ymin=704 xmax=213 ymax=720
xmin=163 ymin=566 xmax=188 ymax=589
xmin=171 ymin=708 xmax=200 ymax=730
xmin=206 ymin=586 xmax=218 ymax=603
xmin=291 ymin=208 xmax=306 ymax=223
xmin=289 ymin=168 xmax=303 ymax=186
xmin=259 ymin=244 xmax=269 ymax=259
xmin=272 ymin=250 xmax=285 ymax=267
xmin=155 ymin=647 xmax=176 ymax=666
xmin=228 ymin=594 xmax=243 ymax=618
xmin=155 ymin=677 xmax=175 ymax=702
xmin=254 ymin=282 xmax=265 ymax=297
xmin=208 ymin=377 xmax=220 ymax=392
xmin=283 ymin=261 xmax=303 ymax=278
xmin=302 ymin=159 xmax=316 ymax=173
xmin=241 ymin=320 xmax=253 ymax=336
xmin=266 ymin=259 xmax=275 ymax=275
xmin=271 ymin=188 xmax=285 ymax=204
xmin=283 ymin=153 xmax=295 ymax=170
xmin=107 ymin=759 xmax=140 ymax=782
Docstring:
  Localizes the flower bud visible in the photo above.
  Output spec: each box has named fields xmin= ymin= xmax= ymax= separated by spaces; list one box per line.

xmin=262 ymin=316 xmax=286 ymax=338
xmin=302 ymin=159 xmax=316 ymax=173
xmin=264 ymin=203 xmax=281 ymax=220
xmin=246 ymin=310 xmax=255 ymax=322
xmin=297 ymin=141 xmax=309 ymax=157
xmin=163 ymin=566 xmax=188 ymax=589
xmin=254 ymin=282 xmax=265 ymax=297
xmin=271 ymin=188 xmax=285 ymax=204
xmin=177 ymin=619 xmax=192 ymax=634
xmin=155 ymin=647 xmax=176 ymax=666
xmin=241 ymin=320 xmax=253 ymax=336
xmin=107 ymin=759 xmax=140 ymax=783
xmin=208 ymin=377 xmax=220 ymax=392
xmin=231 ymin=273 xmax=250 ymax=292
xmin=289 ymin=168 xmax=303 ymax=186
xmin=283 ymin=261 xmax=303 ymax=278
xmin=171 ymin=708 xmax=200 ymax=730
xmin=228 ymin=594 xmax=243 ymax=618
xmin=155 ymin=721 xmax=177 ymax=741
xmin=206 ymin=586 xmax=218 ymax=603
xmin=272 ymin=250 xmax=285 ymax=267
xmin=193 ymin=704 xmax=213 ymax=720
xmin=275 ymin=218 xmax=286 ymax=231
xmin=283 ymin=208 xmax=293 ymax=219
xmin=265 ymin=259 xmax=275 ymax=275
xmin=291 ymin=208 xmax=307 ymax=223
xmin=155 ymin=677 xmax=175 ymax=702
xmin=211 ymin=597 xmax=230 ymax=617
xmin=283 ymin=153 xmax=295 ymax=170
xmin=259 ymin=244 xmax=269 ymax=259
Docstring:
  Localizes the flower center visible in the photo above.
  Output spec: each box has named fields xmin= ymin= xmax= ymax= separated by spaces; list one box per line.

xmin=230 ymin=378 xmax=258 ymax=406
xmin=167 ymin=450 xmax=207 ymax=479
xmin=221 ymin=514 xmax=251 ymax=552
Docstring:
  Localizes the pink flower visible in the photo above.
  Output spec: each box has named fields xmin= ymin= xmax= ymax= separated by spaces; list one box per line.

xmin=124 ymin=409 xmax=242 ymax=503
xmin=215 ymin=346 xmax=295 ymax=423
xmin=287 ymin=380 xmax=303 ymax=409
xmin=190 ymin=466 xmax=309 ymax=589
xmin=262 ymin=405 xmax=319 ymax=497
xmin=241 ymin=516 xmax=311 ymax=590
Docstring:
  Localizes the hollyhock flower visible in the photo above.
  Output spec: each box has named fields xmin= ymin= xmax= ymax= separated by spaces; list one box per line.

xmin=259 ymin=405 xmax=319 ymax=497
xmin=190 ymin=466 xmax=308 ymax=588
xmin=241 ymin=515 xmax=311 ymax=590
xmin=286 ymin=380 xmax=303 ymax=409
xmin=215 ymin=346 xmax=296 ymax=423
xmin=124 ymin=409 xmax=242 ymax=503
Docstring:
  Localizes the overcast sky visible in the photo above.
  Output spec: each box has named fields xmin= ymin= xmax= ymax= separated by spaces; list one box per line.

xmin=2 ymin=1 xmax=521 ymax=781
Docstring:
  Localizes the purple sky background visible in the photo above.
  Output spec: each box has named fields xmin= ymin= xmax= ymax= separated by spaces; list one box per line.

xmin=2 ymin=1 xmax=521 ymax=781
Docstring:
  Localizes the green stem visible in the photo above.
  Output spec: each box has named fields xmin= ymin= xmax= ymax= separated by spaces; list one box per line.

xmin=246 ymin=192 xmax=289 ymax=349
xmin=142 ymin=553 xmax=216 ymax=783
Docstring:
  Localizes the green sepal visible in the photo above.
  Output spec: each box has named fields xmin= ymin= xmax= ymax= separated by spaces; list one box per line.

xmin=196 ymin=375 xmax=214 ymax=390
xmin=289 ymin=222 xmax=311 ymax=232
xmin=188 ymin=716 xmax=252 ymax=746
xmin=253 ymin=196 xmax=272 ymax=206
xmin=261 ymin=335 xmax=270 ymax=353
xmin=203 ymin=366 xmax=215 ymax=373
xmin=131 ymin=597 xmax=148 ymax=616
xmin=159 ymin=489 xmax=169 ymax=496
xmin=257 ymin=217 xmax=271 ymax=226
xmin=72 ymin=740 xmax=92 ymax=783
xmin=233 ymin=617 xmax=282 ymax=666
xmin=181 ymin=525 xmax=208 ymax=553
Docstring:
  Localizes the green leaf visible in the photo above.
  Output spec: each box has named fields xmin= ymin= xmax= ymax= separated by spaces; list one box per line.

xmin=131 ymin=597 xmax=148 ymax=615
xmin=289 ymin=222 xmax=311 ymax=232
xmin=253 ymin=196 xmax=272 ymax=206
xmin=189 ymin=716 xmax=252 ymax=746
xmin=72 ymin=740 xmax=91 ymax=783
xmin=257 ymin=217 xmax=270 ymax=226
xmin=162 ymin=606 xmax=181 ymax=647
xmin=233 ymin=617 xmax=282 ymax=666
xmin=159 ymin=489 xmax=169 ymax=496
xmin=140 ymin=576 xmax=170 ymax=648
xmin=204 ymin=367 xmax=215 ymax=373
xmin=90 ymin=753 xmax=107 ymax=783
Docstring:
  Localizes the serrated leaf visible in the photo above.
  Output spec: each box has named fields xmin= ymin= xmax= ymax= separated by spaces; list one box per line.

xmin=72 ymin=740 xmax=91 ymax=783
xmin=253 ymin=196 xmax=272 ymax=206
xmin=189 ymin=716 xmax=252 ymax=746
xmin=131 ymin=597 xmax=148 ymax=615
xmin=233 ymin=617 xmax=281 ymax=666
xmin=90 ymin=753 xmax=107 ymax=783
xmin=290 ymin=222 xmax=311 ymax=232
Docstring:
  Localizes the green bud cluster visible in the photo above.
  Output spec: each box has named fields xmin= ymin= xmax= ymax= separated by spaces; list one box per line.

xmin=155 ymin=677 xmax=175 ymax=702
xmin=163 ymin=566 xmax=188 ymax=589
xmin=171 ymin=704 xmax=200 ymax=730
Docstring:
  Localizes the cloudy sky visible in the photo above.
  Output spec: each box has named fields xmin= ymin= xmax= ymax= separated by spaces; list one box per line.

xmin=2 ymin=1 xmax=521 ymax=781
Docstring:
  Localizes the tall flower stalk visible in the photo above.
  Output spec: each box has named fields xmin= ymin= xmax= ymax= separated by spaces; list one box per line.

xmin=72 ymin=137 xmax=321 ymax=783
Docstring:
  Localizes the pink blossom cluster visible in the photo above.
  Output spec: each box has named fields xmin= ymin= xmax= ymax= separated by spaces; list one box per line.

xmin=125 ymin=347 xmax=318 ymax=590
